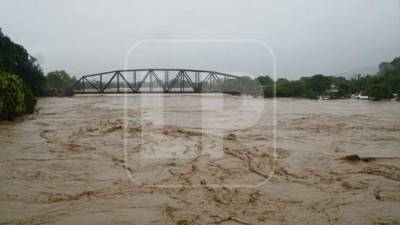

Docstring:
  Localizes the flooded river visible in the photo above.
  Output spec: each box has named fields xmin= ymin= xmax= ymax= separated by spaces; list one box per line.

xmin=1 ymin=95 xmax=400 ymax=225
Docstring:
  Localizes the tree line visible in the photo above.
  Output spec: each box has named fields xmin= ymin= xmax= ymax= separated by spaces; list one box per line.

xmin=257 ymin=57 xmax=400 ymax=100
xmin=0 ymin=29 xmax=76 ymax=120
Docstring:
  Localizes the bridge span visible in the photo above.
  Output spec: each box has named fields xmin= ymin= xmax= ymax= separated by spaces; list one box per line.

xmin=70 ymin=69 xmax=243 ymax=94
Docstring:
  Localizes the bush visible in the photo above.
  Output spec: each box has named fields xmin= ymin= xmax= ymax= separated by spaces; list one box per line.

xmin=23 ymin=85 xmax=37 ymax=114
xmin=0 ymin=71 xmax=25 ymax=120
xmin=0 ymin=71 xmax=36 ymax=120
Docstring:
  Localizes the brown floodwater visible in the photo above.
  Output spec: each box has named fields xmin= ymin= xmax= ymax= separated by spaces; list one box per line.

xmin=0 ymin=95 xmax=399 ymax=225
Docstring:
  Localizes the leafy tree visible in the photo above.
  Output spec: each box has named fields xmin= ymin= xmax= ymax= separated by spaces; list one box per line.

xmin=368 ymin=82 xmax=393 ymax=100
xmin=0 ymin=28 xmax=46 ymax=95
xmin=306 ymin=74 xmax=331 ymax=95
xmin=331 ymin=76 xmax=351 ymax=98
xmin=290 ymin=80 xmax=306 ymax=97
xmin=0 ymin=28 xmax=45 ymax=119
xmin=0 ymin=71 xmax=31 ymax=120
xmin=366 ymin=57 xmax=400 ymax=100
xmin=349 ymin=74 xmax=370 ymax=95
xmin=275 ymin=78 xmax=292 ymax=97
xmin=381 ymin=65 xmax=400 ymax=95
xmin=256 ymin=75 xmax=273 ymax=86
xmin=45 ymin=70 xmax=76 ymax=96
xmin=263 ymin=84 xmax=274 ymax=97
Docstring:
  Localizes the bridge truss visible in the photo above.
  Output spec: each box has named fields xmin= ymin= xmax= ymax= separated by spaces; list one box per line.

xmin=70 ymin=69 xmax=242 ymax=94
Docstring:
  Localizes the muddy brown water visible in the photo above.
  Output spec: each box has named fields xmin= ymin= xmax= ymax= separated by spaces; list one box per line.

xmin=1 ymin=95 xmax=400 ymax=225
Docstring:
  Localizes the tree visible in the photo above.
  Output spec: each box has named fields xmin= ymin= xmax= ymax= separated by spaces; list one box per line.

xmin=263 ymin=84 xmax=274 ymax=98
xmin=290 ymin=80 xmax=306 ymax=97
xmin=368 ymin=82 xmax=392 ymax=100
xmin=45 ymin=70 xmax=76 ymax=96
xmin=0 ymin=28 xmax=46 ymax=96
xmin=306 ymin=74 xmax=331 ymax=96
xmin=331 ymin=76 xmax=350 ymax=98
xmin=256 ymin=75 xmax=273 ymax=86
xmin=0 ymin=71 xmax=33 ymax=120
xmin=381 ymin=61 xmax=400 ymax=95
xmin=349 ymin=74 xmax=370 ymax=95
xmin=275 ymin=78 xmax=292 ymax=97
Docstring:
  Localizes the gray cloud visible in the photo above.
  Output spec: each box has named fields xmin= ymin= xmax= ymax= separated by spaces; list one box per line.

xmin=1 ymin=0 xmax=399 ymax=79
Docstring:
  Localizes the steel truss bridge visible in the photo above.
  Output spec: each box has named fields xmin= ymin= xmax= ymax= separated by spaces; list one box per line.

xmin=70 ymin=69 xmax=242 ymax=94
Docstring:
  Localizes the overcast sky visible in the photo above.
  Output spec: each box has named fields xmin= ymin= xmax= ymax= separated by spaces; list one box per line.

xmin=0 ymin=0 xmax=399 ymax=79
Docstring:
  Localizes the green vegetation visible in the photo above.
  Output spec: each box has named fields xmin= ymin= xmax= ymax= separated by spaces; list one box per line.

xmin=0 ymin=28 xmax=45 ymax=120
xmin=45 ymin=70 xmax=76 ymax=96
xmin=260 ymin=57 xmax=400 ymax=100
xmin=0 ymin=28 xmax=76 ymax=120
xmin=256 ymin=75 xmax=273 ymax=86
xmin=0 ymin=71 xmax=36 ymax=120
xmin=222 ymin=76 xmax=263 ymax=96
xmin=0 ymin=29 xmax=46 ymax=96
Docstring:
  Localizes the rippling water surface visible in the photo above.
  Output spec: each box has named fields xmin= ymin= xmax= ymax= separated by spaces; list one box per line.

xmin=1 ymin=95 xmax=399 ymax=224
